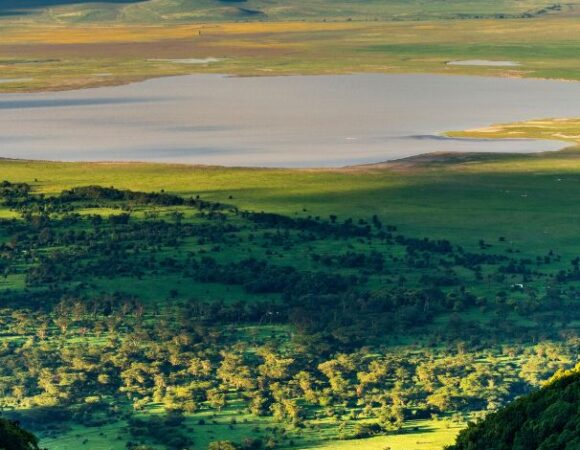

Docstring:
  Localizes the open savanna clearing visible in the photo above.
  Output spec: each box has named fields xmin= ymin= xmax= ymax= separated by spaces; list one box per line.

xmin=3 ymin=17 xmax=580 ymax=91
xmin=3 ymin=138 xmax=580 ymax=257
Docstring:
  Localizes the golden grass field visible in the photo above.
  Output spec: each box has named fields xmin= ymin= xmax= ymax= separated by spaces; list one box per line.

xmin=449 ymin=118 xmax=580 ymax=145
xmin=2 ymin=16 xmax=580 ymax=91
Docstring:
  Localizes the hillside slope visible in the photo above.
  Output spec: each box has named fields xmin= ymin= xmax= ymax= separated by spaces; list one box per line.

xmin=0 ymin=418 xmax=40 ymax=450
xmin=447 ymin=365 xmax=580 ymax=450
xmin=1 ymin=0 xmax=564 ymax=23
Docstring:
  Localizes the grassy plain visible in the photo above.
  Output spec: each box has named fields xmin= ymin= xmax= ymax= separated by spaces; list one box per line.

xmin=2 ymin=15 xmax=580 ymax=91
xmin=3 ymin=143 xmax=580 ymax=256
xmin=449 ymin=118 xmax=580 ymax=145
xmin=40 ymin=417 xmax=460 ymax=450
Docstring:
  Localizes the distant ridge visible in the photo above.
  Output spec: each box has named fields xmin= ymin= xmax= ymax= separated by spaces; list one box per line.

xmin=0 ymin=0 xmax=564 ymax=24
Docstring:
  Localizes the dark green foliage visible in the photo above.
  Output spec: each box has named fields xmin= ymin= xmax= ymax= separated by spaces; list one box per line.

xmin=0 ymin=418 xmax=39 ymax=450
xmin=128 ymin=413 xmax=192 ymax=450
xmin=191 ymin=256 xmax=358 ymax=297
xmin=208 ymin=441 xmax=239 ymax=450
xmin=352 ymin=423 xmax=384 ymax=438
xmin=447 ymin=367 xmax=580 ymax=450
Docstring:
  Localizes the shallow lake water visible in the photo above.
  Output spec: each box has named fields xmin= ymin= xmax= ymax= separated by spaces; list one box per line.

xmin=446 ymin=60 xmax=520 ymax=66
xmin=0 ymin=73 xmax=578 ymax=167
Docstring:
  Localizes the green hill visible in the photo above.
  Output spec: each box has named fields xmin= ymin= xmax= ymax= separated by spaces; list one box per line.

xmin=1 ymin=0 xmax=564 ymax=24
xmin=447 ymin=365 xmax=580 ymax=450
xmin=0 ymin=418 xmax=39 ymax=450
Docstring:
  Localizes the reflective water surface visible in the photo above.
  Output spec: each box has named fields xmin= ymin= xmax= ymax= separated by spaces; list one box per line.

xmin=0 ymin=74 xmax=577 ymax=167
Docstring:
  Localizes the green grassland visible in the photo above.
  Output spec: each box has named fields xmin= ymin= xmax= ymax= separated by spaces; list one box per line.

xmin=0 ymin=143 xmax=578 ymax=449
xmin=4 ymin=144 xmax=580 ymax=256
xmin=40 ymin=417 xmax=462 ymax=450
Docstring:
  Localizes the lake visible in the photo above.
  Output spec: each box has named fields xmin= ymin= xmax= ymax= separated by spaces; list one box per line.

xmin=0 ymin=74 xmax=578 ymax=167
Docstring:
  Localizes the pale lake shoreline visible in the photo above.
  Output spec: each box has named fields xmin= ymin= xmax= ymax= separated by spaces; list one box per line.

xmin=0 ymin=73 xmax=577 ymax=168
